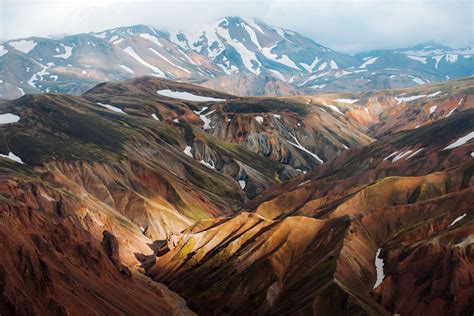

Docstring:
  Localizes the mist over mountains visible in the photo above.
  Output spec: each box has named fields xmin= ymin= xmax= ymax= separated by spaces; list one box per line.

xmin=1 ymin=16 xmax=473 ymax=99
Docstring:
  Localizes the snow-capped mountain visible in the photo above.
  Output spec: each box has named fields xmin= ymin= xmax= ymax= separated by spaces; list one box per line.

xmin=0 ymin=24 xmax=227 ymax=99
xmin=0 ymin=17 xmax=473 ymax=99
xmin=173 ymin=17 xmax=356 ymax=78
xmin=293 ymin=41 xmax=474 ymax=92
xmin=361 ymin=42 xmax=474 ymax=76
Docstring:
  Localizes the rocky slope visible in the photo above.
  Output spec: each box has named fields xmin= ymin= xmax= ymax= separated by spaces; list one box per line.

xmin=196 ymin=77 xmax=473 ymax=171
xmin=0 ymin=165 xmax=193 ymax=315
xmin=0 ymin=77 xmax=301 ymax=314
xmin=0 ymin=79 xmax=303 ymax=242
xmin=146 ymin=109 xmax=474 ymax=315
xmin=0 ymin=76 xmax=473 ymax=315
xmin=1 ymin=17 xmax=473 ymax=99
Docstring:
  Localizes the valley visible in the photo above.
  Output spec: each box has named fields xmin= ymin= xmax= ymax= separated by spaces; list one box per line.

xmin=0 ymin=75 xmax=472 ymax=315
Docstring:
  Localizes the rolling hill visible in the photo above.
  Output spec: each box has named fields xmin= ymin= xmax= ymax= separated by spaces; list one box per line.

xmin=0 ymin=76 xmax=472 ymax=315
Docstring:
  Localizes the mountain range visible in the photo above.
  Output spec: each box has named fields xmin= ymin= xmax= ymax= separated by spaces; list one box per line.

xmin=1 ymin=16 xmax=473 ymax=99
xmin=0 ymin=73 xmax=473 ymax=314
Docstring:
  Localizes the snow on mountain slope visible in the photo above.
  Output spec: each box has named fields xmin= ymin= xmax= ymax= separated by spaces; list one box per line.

xmin=0 ymin=19 xmax=474 ymax=99
xmin=184 ymin=16 xmax=356 ymax=79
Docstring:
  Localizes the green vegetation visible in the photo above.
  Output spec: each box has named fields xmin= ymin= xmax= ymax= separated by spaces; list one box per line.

xmin=223 ymin=98 xmax=311 ymax=115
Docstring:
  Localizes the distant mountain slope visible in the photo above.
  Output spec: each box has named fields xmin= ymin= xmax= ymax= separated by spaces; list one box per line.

xmin=1 ymin=17 xmax=473 ymax=99
xmin=177 ymin=16 xmax=357 ymax=77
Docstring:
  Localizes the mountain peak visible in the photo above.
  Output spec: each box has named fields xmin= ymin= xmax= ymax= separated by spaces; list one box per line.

xmin=0 ymin=17 xmax=473 ymax=100
xmin=409 ymin=41 xmax=453 ymax=51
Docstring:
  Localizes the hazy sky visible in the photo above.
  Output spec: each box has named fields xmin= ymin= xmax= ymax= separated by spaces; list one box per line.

xmin=1 ymin=0 xmax=472 ymax=53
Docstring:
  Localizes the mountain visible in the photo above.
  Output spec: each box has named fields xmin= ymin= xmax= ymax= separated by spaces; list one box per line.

xmin=1 ymin=17 xmax=473 ymax=99
xmin=0 ymin=77 xmax=295 ymax=314
xmin=176 ymin=17 xmax=356 ymax=77
xmin=146 ymin=107 xmax=474 ymax=316
xmin=0 ymin=76 xmax=473 ymax=314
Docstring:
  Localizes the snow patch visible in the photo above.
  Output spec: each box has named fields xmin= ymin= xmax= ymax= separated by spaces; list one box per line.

xmin=445 ymin=54 xmax=458 ymax=63
xmin=373 ymin=248 xmax=385 ymax=289
xmin=411 ymin=77 xmax=426 ymax=85
xmin=109 ymin=35 xmax=119 ymax=42
xmin=0 ymin=45 xmax=7 ymax=57
xmin=383 ymin=151 xmax=399 ymax=161
xmin=151 ymin=113 xmax=159 ymax=121
xmin=158 ymin=89 xmax=225 ymax=102
xmin=325 ymin=104 xmax=343 ymax=115
xmin=93 ymin=32 xmax=107 ymax=39
xmin=255 ymin=116 xmax=264 ymax=124
xmin=243 ymin=28 xmax=301 ymax=71
xmin=407 ymin=55 xmax=427 ymax=64
xmin=54 ymin=44 xmax=73 ymax=59
xmin=395 ymin=94 xmax=426 ymax=103
xmin=298 ymin=74 xmax=318 ymax=86
xmin=244 ymin=17 xmax=264 ymax=33
xmin=119 ymin=64 xmax=135 ymax=74
xmin=263 ymin=48 xmax=299 ymax=70
xmin=96 ymin=102 xmax=127 ymax=114
xmin=200 ymin=109 xmax=215 ymax=130
xmin=359 ymin=57 xmax=378 ymax=68
xmin=392 ymin=150 xmax=413 ymax=162
xmin=123 ymin=47 xmax=165 ymax=77
xmin=148 ymin=48 xmax=191 ymax=74
xmin=429 ymin=105 xmax=437 ymax=114
xmin=27 ymin=61 xmax=49 ymax=88
xmin=427 ymin=91 xmax=442 ymax=97
xmin=433 ymin=55 xmax=443 ymax=68
xmin=318 ymin=62 xmax=327 ymax=71
xmin=218 ymin=27 xmax=261 ymax=74
xmin=336 ymin=98 xmax=359 ymax=104
xmin=0 ymin=113 xmax=20 ymax=124
xmin=449 ymin=213 xmax=466 ymax=227
xmin=199 ymin=159 xmax=215 ymax=169
xmin=238 ymin=180 xmax=246 ymax=189
xmin=300 ymin=56 xmax=320 ymax=73
xmin=9 ymin=40 xmax=37 ymax=54
xmin=183 ymin=146 xmax=193 ymax=158
xmin=446 ymin=107 xmax=457 ymax=117
xmin=0 ymin=152 xmax=24 ymax=164
xmin=443 ymin=132 xmax=474 ymax=150
xmin=287 ymin=132 xmax=324 ymax=164
xmin=193 ymin=106 xmax=215 ymax=130
xmin=268 ymin=69 xmax=285 ymax=81
xmin=406 ymin=148 xmax=424 ymax=159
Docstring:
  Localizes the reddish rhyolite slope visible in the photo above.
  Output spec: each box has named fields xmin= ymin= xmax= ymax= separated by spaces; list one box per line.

xmin=146 ymin=110 xmax=474 ymax=315
xmin=0 ymin=80 xmax=294 ymax=314
xmin=0 ymin=162 xmax=193 ymax=315
xmin=0 ymin=77 xmax=473 ymax=315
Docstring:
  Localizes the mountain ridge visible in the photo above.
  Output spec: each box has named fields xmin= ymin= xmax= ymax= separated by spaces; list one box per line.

xmin=1 ymin=17 xmax=473 ymax=99
xmin=0 ymin=75 xmax=472 ymax=314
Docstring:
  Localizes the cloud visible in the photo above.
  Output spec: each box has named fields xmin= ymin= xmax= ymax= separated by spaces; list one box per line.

xmin=0 ymin=0 xmax=472 ymax=53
